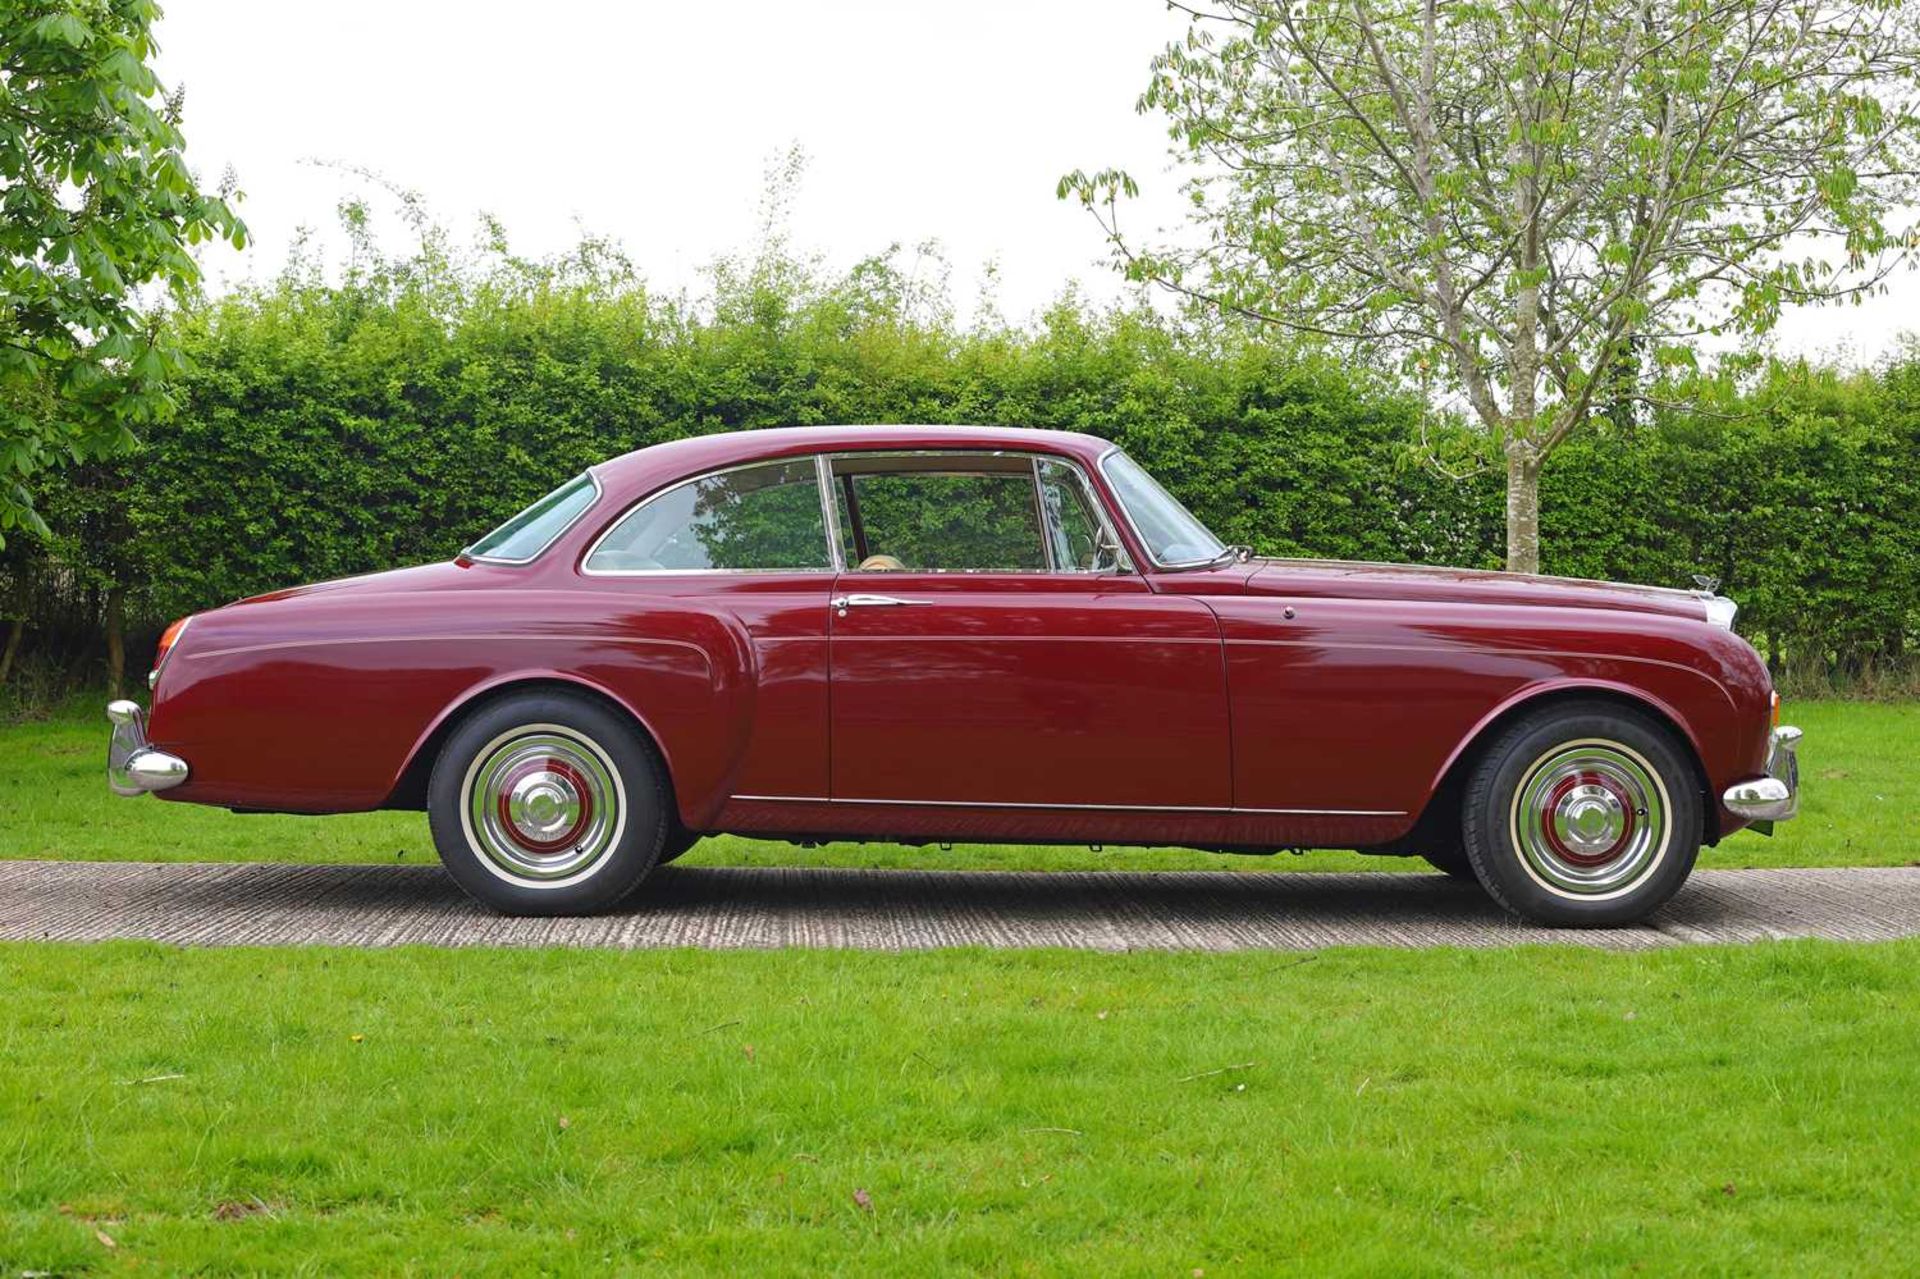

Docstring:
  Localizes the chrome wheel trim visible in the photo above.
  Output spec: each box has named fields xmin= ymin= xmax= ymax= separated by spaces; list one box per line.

xmin=1507 ymin=738 xmax=1672 ymax=901
xmin=458 ymin=723 xmax=627 ymax=889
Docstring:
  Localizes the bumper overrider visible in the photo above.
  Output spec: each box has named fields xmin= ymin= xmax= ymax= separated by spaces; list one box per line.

xmin=106 ymin=700 xmax=190 ymax=796
xmin=1721 ymin=725 xmax=1802 ymax=832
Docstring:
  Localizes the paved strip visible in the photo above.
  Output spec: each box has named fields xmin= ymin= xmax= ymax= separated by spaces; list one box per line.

xmin=1 ymin=861 xmax=1917 ymax=952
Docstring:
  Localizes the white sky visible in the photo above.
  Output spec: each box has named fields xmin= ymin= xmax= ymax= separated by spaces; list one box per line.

xmin=154 ymin=0 xmax=1914 ymax=365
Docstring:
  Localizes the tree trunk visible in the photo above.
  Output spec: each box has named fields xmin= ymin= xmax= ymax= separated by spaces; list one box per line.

xmin=1504 ymin=445 xmax=1542 ymax=575
xmin=104 ymin=588 xmax=125 ymax=698
xmin=0 ymin=619 xmax=21 ymax=686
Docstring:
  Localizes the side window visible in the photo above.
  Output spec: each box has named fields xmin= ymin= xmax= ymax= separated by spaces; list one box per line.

xmin=1037 ymin=458 xmax=1121 ymax=573
xmin=467 ymin=473 xmax=598 ymax=562
xmin=585 ymin=459 xmax=830 ymax=572
xmin=836 ymin=464 xmax=1047 ymax=572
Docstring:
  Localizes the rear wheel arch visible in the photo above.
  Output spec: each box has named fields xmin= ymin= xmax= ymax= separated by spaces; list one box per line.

xmin=426 ymin=686 xmax=672 ymax=914
xmin=383 ymin=675 xmax=683 ymax=830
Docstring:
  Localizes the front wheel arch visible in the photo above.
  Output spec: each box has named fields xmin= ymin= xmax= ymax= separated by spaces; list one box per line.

xmin=1461 ymin=698 xmax=1705 ymax=924
xmin=1404 ymin=686 xmax=1717 ymax=855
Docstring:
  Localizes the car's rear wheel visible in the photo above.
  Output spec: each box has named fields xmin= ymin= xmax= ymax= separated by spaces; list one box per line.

xmin=428 ymin=690 xmax=669 ymax=915
xmin=1462 ymin=701 xmax=1702 ymax=927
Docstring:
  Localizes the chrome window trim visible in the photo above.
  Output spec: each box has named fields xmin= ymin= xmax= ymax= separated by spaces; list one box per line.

xmin=1030 ymin=456 xmax=1057 ymax=573
xmin=464 ymin=471 xmax=604 ymax=566
xmin=830 ymin=447 xmax=1129 ymax=577
xmin=824 ymin=447 xmax=1039 ymax=469
xmin=580 ymin=456 xmax=839 ymax=578
xmin=1096 ymin=446 xmax=1225 ymax=571
xmin=816 ymin=454 xmax=848 ymax=573
xmin=577 ymin=447 xmax=1137 ymax=580
xmin=1034 ymin=453 xmax=1133 ymax=575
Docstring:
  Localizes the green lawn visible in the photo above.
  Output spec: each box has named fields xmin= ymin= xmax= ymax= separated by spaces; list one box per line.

xmin=1 ymin=939 xmax=1914 ymax=1275
xmin=4 ymin=698 xmax=1914 ymax=871
xmin=3 ymin=702 xmax=1916 ymax=1274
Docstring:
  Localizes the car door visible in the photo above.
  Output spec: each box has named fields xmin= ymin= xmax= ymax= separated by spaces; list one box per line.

xmin=825 ymin=451 xmax=1231 ymax=810
xmin=581 ymin=456 xmax=836 ymax=806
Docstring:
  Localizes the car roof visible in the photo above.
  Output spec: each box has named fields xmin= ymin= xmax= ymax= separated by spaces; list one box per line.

xmin=592 ymin=425 xmax=1116 ymax=497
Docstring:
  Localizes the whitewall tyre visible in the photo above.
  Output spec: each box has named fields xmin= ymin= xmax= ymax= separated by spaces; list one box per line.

xmin=428 ymin=690 xmax=669 ymax=915
xmin=1462 ymin=702 xmax=1702 ymax=927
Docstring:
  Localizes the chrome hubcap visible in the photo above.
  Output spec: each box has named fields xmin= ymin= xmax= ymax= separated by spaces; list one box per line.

xmin=463 ymin=727 xmax=622 ymax=884
xmin=1511 ymin=741 xmax=1669 ymax=896
xmin=1555 ymin=783 xmax=1627 ymax=858
xmin=507 ymin=770 xmax=584 ymax=845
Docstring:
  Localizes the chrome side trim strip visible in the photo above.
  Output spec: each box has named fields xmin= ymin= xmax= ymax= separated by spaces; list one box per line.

xmin=185 ymin=632 xmax=715 ymax=672
xmin=728 ymin=794 xmax=1404 ymax=817
xmin=1201 ymin=806 xmax=1405 ymax=817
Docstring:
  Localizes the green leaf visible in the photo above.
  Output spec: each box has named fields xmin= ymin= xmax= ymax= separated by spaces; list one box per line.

xmin=31 ymin=11 xmax=94 ymax=46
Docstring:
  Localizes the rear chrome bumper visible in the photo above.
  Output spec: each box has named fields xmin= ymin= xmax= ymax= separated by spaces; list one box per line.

xmin=107 ymin=700 xmax=190 ymax=796
xmin=1722 ymin=725 xmax=1801 ymax=831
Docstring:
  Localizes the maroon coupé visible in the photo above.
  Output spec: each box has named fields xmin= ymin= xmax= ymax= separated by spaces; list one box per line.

xmin=107 ymin=425 xmax=1800 ymax=924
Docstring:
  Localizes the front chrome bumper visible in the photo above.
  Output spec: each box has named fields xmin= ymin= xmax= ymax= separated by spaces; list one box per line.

xmin=107 ymin=700 xmax=189 ymax=796
xmin=1722 ymin=725 xmax=1802 ymax=831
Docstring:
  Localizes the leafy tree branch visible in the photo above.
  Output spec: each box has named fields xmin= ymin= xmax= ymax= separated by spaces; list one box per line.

xmin=1063 ymin=0 xmax=1920 ymax=571
xmin=0 ymin=0 xmax=246 ymax=546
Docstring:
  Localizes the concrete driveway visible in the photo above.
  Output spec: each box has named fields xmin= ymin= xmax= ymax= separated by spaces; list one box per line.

xmin=2 ymin=861 xmax=1917 ymax=951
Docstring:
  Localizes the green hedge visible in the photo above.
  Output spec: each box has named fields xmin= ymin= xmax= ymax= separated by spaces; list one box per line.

xmin=5 ymin=242 xmax=1916 ymax=692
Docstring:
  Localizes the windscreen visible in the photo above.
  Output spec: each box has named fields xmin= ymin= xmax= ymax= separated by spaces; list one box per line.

xmin=1099 ymin=450 xmax=1224 ymax=567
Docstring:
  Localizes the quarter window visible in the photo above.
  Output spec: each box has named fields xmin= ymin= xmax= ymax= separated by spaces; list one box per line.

xmin=585 ymin=459 xmax=831 ymax=572
xmin=1037 ymin=458 xmax=1122 ymax=572
xmin=466 ymin=473 xmax=598 ymax=563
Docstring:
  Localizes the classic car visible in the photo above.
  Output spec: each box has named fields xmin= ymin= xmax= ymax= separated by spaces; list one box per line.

xmin=106 ymin=425 xmax=1801 ymax=925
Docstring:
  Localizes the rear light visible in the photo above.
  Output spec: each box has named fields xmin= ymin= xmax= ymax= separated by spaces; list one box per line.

xmin=149 ymin=616 xmax=192 ymax=692
xmin=1771 ymin=690 xmax=1781 ymax=728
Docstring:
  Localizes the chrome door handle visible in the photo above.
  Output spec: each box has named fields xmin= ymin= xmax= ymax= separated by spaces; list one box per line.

xmin=831 ymin=593 xmax=919 ymax=615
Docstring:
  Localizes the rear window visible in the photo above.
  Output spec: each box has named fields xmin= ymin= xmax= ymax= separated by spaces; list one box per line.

xmin=465 ymin=473 xmax=598 ymax=562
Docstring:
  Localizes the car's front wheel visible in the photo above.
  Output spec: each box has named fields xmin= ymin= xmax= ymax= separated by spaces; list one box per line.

xmin=1462 ymin=701 xmax=1702 ymax=927
xmin=427 ymin=690 xmax=669 ymax=915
